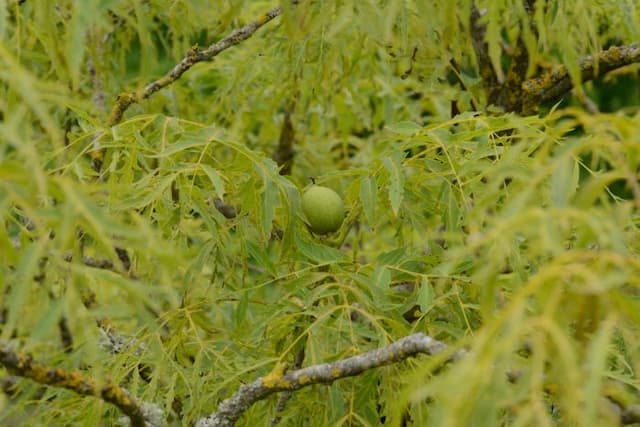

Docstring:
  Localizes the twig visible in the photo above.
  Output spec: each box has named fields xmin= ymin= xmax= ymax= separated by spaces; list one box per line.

xmin=195 ymin=333 xmax=465 ymax=427
xmin=272 ymin=97 xmax=297 ymax=176
xmin=0 ymin=343 xmax=150 ymax=427
xmin=574 ymin=89 xmax=600 ymax=114
xmin=107 ymin=6 xmax=282 ymax=127
xmin=522 ymin=44 xmax=640 ymax=114
xmin=448 ymin=59 xmax=479 ymax=111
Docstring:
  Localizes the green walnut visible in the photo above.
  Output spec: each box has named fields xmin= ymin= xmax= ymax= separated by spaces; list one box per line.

xmin=301 ymin=185 xmax=345 ymax=235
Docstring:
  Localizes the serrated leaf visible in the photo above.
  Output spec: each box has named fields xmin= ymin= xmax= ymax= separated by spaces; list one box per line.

xmin=551 ymin=156 xmax=579 ymax=207
xmin=30 ymin=297 xmax=64 ymax=341
xmin=1 ymin=240 xmax=43 ymax=340
xmin=582 ymin=317 xmax=616 ymax=426
xmin=259 ymin=176 xmax=277 ymax=242
xmin=66 ymin=1 xmax=96 ymax=89
xmin=360 ymin=175 xmax=377 ymax=226
xmin=246 ymin=240 xmax=276 ymax=276
xmin=295 ymin=234 xmax=348 ymax=264
xmin=373 ymin=265 xmax=391 ymax=289
xmin=77 ymin=266 xmax=161 ymax=315
xmin=417 ymin=277 xmax=434 ymax=313
xmin=200 ymin=164 xmax=226 ymax=200
xmin=376 ymin=247 xmax=407 ymax=266
xmin=119 ymin=173 xmax=178 ymax=210
xmin=184 ymin=238 xmax=217 ymax=285
xmin=383 ymin=154 xmax=404 ymax=216
xmin=385 ymin=121 xmax=422 ymax=135
xmin=235 ymin=290 xmax=249 ymax=327
xmin=573 ymin=171 xmax=626 ymax=207
xmin=149 ymin=139 xmax=208 ymax=158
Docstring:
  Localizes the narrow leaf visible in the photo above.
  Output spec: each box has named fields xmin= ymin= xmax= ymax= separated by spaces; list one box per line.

xmin=200 ymin=164 xmax=226 ymax=200
xmin=385 ymin=121 xmax=422 ymax=136
xmin=383 ymin=154 xmax=404 ymax=216
xmin=359 ymin=175 xmax=378 ymax=226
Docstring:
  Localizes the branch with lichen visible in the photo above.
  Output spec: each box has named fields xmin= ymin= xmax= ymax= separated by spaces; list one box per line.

xmin=0 ymin=342 xmax=161 ymax=427
xmin=470 ymin=4 xmax=499 ymax=102
xmin=195 ymin=333 xmax=465 ymax=427
xmin=106 ymin=6 xmax=282 ymax=128
xmin=470 ymin=1 xmax=537 ymax=112
xmin=522 ymin=44 xmax=640 ymax=114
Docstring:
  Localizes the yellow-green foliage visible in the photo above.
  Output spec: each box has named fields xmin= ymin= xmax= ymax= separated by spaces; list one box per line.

xmin=1 ymin=1 xmax=640 ymax=426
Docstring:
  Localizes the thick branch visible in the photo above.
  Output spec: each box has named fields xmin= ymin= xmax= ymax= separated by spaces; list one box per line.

xmin=195 ymin=333 xmax=464 ymax=427
xmin=107 ymin=6 xmax=282 ymax=126
xmin=522 ymin=44 xmax=640 ymax=114
xmin=0 ymin=343 xmax=149 ymax=427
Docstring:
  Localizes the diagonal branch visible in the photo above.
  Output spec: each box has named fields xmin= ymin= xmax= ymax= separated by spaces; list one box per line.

xmin=107 ymin=6 xmax=283 ymax=127
xmin=522 ymin=44 xmax=640 ymax=114
xmin=195 ymin=333 xmax=465 ymax=427
xmin=0 ymin=343 xmax=152 ymax=427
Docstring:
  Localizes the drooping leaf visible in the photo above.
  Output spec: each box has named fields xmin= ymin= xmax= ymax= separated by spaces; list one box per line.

xmin=383 ymin=153 xmax=405 ymax=216
xmin=359 ymin=175 xmax=378 ymax=226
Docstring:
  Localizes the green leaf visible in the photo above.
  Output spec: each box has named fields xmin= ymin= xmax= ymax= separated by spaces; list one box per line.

xmin=257 ymin=166 xmax=278 ymax=242
xmin=582 ymin=317 xmax=616 ymax=426
xmin=246 ymin=240 xmax=276 ymax=276
xmin=66 ymin=1 xmax=96 ymax=89
xmin=235 ymin=290 xmax=249 ymax=327
xmin=372 ymin=265 xmax=391 ymax=289
xmin=383 ymin=153 xmax=404 ymax=216
xmin=359 ymin=175 xmax=378 ymax=226
xmin=0 ymin=0 xmax=6 ymax=40
xmin=417 ymin=277 xmax=434 ymax=313
xmin=1 ymin=240 xmax=43 ymax=341
xmin=295 ymin=234 xmax=348 ymax=264
xmin=376 ymin=247 xmax=407 ymax=266
xmin=149 ymin=139 xmax=209 ymax=158
xmin=551 ymin=156 xmax=579 ymax=207
xmin=200 ymin=164 xmax=226 ymax=200
xmin=30 ymin=297 xmax=64 ymax=342
xmin=385 ymin=121 xmax=422 ymax=135
xmin=184 ymin=238 xmax=217 ymax=286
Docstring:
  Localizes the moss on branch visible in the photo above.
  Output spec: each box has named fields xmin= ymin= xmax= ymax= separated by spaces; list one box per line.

xmin=522 ymin=44 xmax=640 ymax=114
xmin=0 ymin=343 xmax=149 ymax=427
xmin=195 ymin=333 xmax=464 ymax=427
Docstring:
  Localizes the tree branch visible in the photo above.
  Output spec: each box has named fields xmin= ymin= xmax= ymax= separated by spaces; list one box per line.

xmin=522 ymin=44 xmax=640 ymax=114
xmin=0 ymin=343 xmax=155 ymax=427
xmin=195 ymin=333 xmax=465 ymax=427
xmin=470 ymin=4 xmax=499 ymax=101
xmin=492 ymin=1 xmax=536 ymax=112
xmin=272 ymin=97 xmax=297 ymax=176
xmin=107 ymin=6 xmax=282 ymax=127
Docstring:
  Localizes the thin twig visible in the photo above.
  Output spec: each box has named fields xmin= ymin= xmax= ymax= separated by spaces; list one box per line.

xmin=107 ymin=6 xmax=282 ymax=127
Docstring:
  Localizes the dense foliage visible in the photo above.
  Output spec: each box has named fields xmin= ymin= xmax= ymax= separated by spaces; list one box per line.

xmin=2 ymin=1 xmax=640 ymax=426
